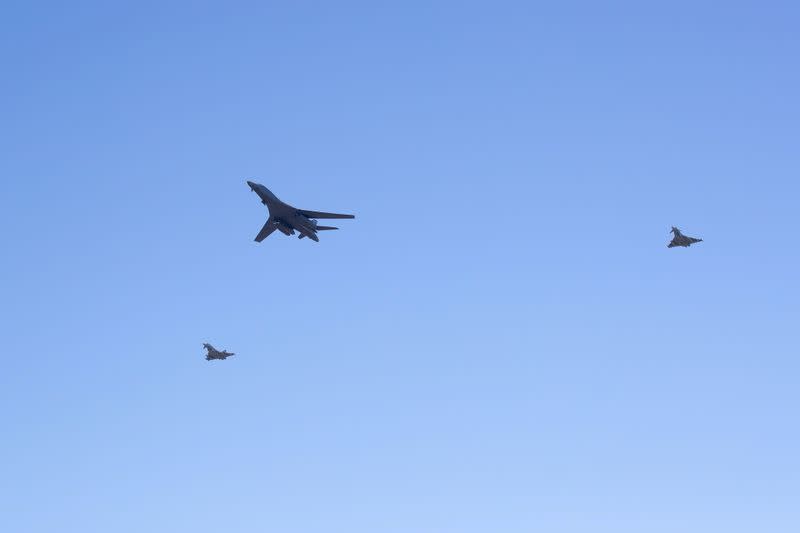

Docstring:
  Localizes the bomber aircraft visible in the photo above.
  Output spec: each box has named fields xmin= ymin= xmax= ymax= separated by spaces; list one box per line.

xmin=203 ymin=343 xmax=235 ymax=361
xmin=668 ymin=227 xmax=703 ymax=248
xmin=247 ymin=181 xmax=354 ymax=243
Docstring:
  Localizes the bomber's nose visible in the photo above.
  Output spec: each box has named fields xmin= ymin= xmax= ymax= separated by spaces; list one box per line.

xmin=246 ymin=180 xmax=256 ymax=190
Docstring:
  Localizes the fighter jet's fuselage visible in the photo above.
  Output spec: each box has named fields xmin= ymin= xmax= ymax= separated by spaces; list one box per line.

xmin=203 ymin=343 xmax=234 ymax=361
xmin=668 ymin=227 xmax=703 ymax=248
xmin=247 ymin=181 xmax=354 ymax=243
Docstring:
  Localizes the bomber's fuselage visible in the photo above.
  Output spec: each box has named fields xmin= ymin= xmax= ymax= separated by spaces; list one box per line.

xmin=247 ymin=181 xmax=320 ymax=241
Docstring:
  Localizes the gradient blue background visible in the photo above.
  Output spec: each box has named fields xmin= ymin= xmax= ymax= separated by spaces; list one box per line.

xmin=2 ymin=1 xmax=799 ymax=532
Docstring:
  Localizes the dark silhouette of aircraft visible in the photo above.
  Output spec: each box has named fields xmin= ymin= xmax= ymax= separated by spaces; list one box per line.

xmin=247 ymin=181 xmax=354 ymax=243
xmin=203 ymin=343 xmax=234 ymax=361
xmin=668 ymin=227 xmax=703 ymax=248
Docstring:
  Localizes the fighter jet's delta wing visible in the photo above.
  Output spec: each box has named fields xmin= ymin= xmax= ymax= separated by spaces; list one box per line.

xmin=668 ymin=227 xmax=703 ymax=248
xmin=203 ymin=343 xmax=235 ymax=361
xmin=247 ymin=180 xmax=355 ymax=243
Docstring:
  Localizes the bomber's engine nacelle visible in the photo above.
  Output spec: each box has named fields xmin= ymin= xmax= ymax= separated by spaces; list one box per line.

xmin=276 ymin=221 xmax=294 ymax=236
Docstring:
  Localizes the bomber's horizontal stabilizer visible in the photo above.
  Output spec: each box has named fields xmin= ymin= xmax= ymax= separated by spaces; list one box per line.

xmin=316 ymin=225 xmax=338 ymax=231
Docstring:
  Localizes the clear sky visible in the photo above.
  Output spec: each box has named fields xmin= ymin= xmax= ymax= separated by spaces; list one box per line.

xmin=2 ymin=1 xmax=799 ymax=532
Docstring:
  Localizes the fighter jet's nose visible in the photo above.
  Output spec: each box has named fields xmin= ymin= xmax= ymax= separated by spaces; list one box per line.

xmin=246 ymin=180 xmax=256 ymax=190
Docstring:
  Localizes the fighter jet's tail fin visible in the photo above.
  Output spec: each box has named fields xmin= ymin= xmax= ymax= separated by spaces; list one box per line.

xmin=316 ymin=226 xmax=338 ymax=231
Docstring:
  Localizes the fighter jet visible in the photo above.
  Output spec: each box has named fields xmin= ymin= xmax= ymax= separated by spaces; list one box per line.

xmin=203 ymin=343 xmax=235 ymax=361
xmin=668 ymin=227 xmax=703 ymax=248
xmin=247 ymin=181 xmax=354 ymax=243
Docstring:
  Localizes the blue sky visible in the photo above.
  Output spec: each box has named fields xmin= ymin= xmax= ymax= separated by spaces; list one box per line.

xmin=2 ymin=1 xmax=799 ymax=532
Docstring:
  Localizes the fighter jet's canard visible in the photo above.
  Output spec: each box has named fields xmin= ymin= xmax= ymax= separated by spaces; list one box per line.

xmin=203 ymin=343 xmax=235 ymax=361
xmin=247 ymin=181 xmax=354 ymax=243
xmin=668 ymin=227 xmax=703 ymax=248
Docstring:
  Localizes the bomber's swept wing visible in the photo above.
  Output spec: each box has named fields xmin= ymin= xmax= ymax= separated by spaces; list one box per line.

xmin=255 ymin=220 xmax=278 ymax=242
xmin=298 ymin=209 xmax=355 ymax=220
